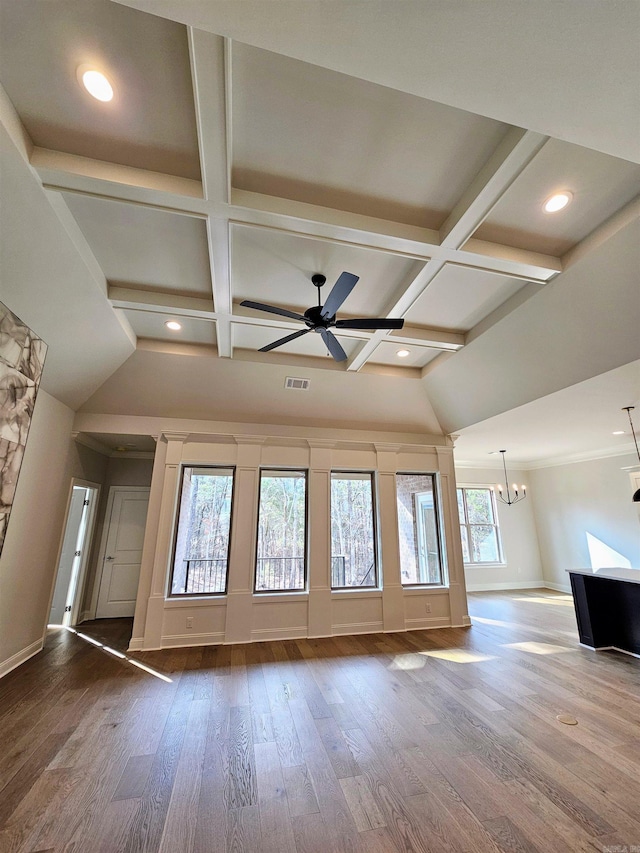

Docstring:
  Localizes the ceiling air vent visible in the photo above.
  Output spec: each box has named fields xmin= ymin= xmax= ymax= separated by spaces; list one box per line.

xmin=284 ymin=376 xmax=310 ymax=391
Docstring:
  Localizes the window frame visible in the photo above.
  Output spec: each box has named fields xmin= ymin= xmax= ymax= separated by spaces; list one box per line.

xmin=254 ymin=467 xmax=309 ymax=594
xmin=456 ymin=484 xmax=505 ymax=567
xmin=396 ymin=471 xmax=448 ymax=588
xmin=330 ymin=470 xmax=380 ymax=591
xmin=168 ymin=464 xmax=236 ymax=597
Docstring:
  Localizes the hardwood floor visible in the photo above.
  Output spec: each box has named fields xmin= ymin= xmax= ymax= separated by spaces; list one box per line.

xmin=1 ymin=590 xmax=639 ymax=852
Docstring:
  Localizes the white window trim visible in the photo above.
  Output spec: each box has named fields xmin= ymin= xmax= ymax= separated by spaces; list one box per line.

xmin=456 ymin=484 xmax=505 ymax=567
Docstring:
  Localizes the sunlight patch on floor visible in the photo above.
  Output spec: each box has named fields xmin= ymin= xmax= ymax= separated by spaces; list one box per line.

xmin=503 ymin=641 xmax=575 ymax=655
xmin=420 ymin=649 xmax=495 ymax=663
xmin=513 ymin=596 xmax=573 ymax=607
xmin=54 ymin=624 xmax=173 ymax=682
xmin=388 ymin=653 xmax=426 ymax=670
xmin=470 ymin=615 xmax=520 ymax=629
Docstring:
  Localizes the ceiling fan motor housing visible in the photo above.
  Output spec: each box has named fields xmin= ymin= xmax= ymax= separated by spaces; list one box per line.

xmin=304 ymin=304 xmax=332 ymax=328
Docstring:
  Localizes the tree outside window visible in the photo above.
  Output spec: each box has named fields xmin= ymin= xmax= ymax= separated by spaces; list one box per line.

xmin=331 ymin=472 xmax=377 ymax=588
xmin=255 ymin=470 xmax=307 ymax=591
xmin=171 ymin=467 xmax=234 ymax=594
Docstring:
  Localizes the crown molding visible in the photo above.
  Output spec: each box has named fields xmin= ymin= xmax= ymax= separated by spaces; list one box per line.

xmin=455 ymin=442 xmax=637 ymax=472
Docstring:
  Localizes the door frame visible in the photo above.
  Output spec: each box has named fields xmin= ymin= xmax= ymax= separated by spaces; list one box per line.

xmin=89 ymin=485 xmax=150 ymax=620
xmin=46 ymin=478 xmax=101 ymax=630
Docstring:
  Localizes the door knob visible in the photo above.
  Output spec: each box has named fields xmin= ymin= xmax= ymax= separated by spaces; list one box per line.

xmin=105 ymin=555 xmax=114 ymax=561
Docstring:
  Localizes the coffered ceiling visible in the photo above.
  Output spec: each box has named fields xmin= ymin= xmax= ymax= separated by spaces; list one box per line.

xmin=0 ymin=0 xmax=638 ymax=455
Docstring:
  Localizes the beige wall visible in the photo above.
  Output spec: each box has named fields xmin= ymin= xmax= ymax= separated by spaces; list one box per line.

xmin=130 ymin=429 xmax=469 ymax=651
xmin=528 ymin=452 xmax=640 ymax=591
xmin=455 ymin=465 xmax=544 ymax=591
xmin=0 ymin=391 xmax=107 ymax=675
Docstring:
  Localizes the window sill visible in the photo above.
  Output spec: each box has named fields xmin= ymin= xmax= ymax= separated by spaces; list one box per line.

xmin=165 ymin=595 xmax=227 ymax=608
xmin=252 ymin=591 xmax=309 ymax=603
xmin=402 ymin=585 xmax=450 ymax=595
xmin=464 ymin=562 xmax=507 ymax=569
xmin=331 ymin=588 xmax=382 ymax=599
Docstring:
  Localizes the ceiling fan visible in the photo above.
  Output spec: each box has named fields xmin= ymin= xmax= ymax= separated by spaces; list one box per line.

xmin=240 ymin=272 xmax=404 ymax=362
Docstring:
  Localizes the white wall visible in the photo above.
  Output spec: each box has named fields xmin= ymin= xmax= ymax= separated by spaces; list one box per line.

xmin=528 ymin=452 xmax=640 ymax=591
xmin=0 ymin=390 xmax=107 ymax=676
xmin=455 ymin=465 xmax=544 ymax=591
xmin=129 ymin=427 xmax=469 ymax=650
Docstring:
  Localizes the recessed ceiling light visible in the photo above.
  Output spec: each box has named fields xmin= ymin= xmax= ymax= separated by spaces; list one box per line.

xmin=77 ymin=66 xmax=114 ymax=102
xmin=612 ymin=430 xmax=625 ymax=435
xmin=543 ymin=192 xmax=572 ymax=213
xmin=165 ymin=320 xmax=182 ymax=331
xmin=396 ymin=349 xmax=410 ymax=358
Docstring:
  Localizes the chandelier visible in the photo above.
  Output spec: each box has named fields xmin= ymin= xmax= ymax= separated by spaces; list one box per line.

xmin=495 ymin=450 xmax=526 ymax=506
xmin=622 ymin=407 xmax=640 ymax=502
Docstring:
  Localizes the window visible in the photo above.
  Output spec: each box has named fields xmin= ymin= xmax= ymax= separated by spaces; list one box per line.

xmin=457 ymin=487 xmax=503 ymax=564
xmin=255 ymin=469 xmax=307 ymax=592
xmin=331 ymin=472 xmax=377 ymax=588
xmin=170 ymin=467 xmax=234 ymax=595
xmin=396 ymin=473 xmax=445 ymax=585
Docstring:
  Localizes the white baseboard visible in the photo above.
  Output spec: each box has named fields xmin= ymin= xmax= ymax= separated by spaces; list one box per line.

xmin=78 ymin=610 xmax=93 ymax=624
xmin=541 ymin=581 xmax=572 ymax=593
xmin=0 ymin=638 xmax=43 ymax=679
xmin=250 ymin=626 xmax=308 ymax=642
xmin=331 ymin=620 xmax=384 ymax=636
xmin=405 ymin=616 xmax=451 ymax=629
xmin=128 ymin=637 xmax=144 ymax=651
xmin=579 ymin=641 xmax=640 ymax=659
xmin=465 ymin=581 xmax=546 ymax=592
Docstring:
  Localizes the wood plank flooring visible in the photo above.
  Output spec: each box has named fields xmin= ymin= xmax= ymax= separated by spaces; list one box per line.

xmin=1 ymin=590 xmax=639 ymax=852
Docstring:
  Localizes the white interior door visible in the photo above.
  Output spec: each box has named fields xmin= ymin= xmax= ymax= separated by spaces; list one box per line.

xmin=49 ymin=487 xmax=87 ymax=625
xmin=96 ymin=488 xmax=150 ymax=619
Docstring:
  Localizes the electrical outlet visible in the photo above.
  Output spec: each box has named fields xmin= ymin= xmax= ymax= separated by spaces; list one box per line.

xmin=425 ymin=602 xmax=432 ymax=614
xmin=186 ymin=617 xmax=194 ymax=629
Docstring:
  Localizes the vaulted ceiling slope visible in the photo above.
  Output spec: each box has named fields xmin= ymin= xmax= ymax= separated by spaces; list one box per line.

xmin=0 ymin=0 xmax=638 ymax=448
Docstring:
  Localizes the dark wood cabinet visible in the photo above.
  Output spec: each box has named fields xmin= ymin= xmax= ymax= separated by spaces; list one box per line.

xmin=569 ymin=569 xmax=640 ymax=657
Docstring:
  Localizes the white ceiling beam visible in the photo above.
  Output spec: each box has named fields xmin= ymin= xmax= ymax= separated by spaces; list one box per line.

xmin=31 ymin=150 xmax=561 ymax=282
xmin=230 ymin=206 xmax=560 ymax=281
xmin=387 ymin=325 xmax=464 ymax=350
xmin=188 ymin=29 xmax=233 ymax=357
xmin=231 ymin=189 xmax=442 ymax=252
xmin=207 ymin=217 xmax=232 ymax=357
xmin=348 ymin=130 xmax=553 ymax=372
xmin=109 ymin=286 xmax=215 ymax=319
xmin=32 ymin=147 xmax=204 ymax=207
xmin=461 ymin=238 xmax=560 ymax=279
xmin=439 ymin=128 xmax=549 ymax=248
xmin=188 ymin=29 xmax=229 ymax=205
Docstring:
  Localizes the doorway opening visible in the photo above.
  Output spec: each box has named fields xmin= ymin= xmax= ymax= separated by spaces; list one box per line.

xmin=414 ymin=489 xmax=443 ymax=584
xmin=49 ymin=480 xmax=100 ymax=627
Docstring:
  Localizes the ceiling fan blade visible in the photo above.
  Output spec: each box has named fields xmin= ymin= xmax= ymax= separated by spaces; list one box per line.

xmin=240 ymin=300 xmax=307 ymax=322
xmin=335 ymin=318 xmax=405 ymax=330
xmin=258 ymin=328 xmax=310 ymax=353
xmin=321 ymin=272 xmax=359 ymax=319
xmin=320 ymin=328 xmax=348 ymax=362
